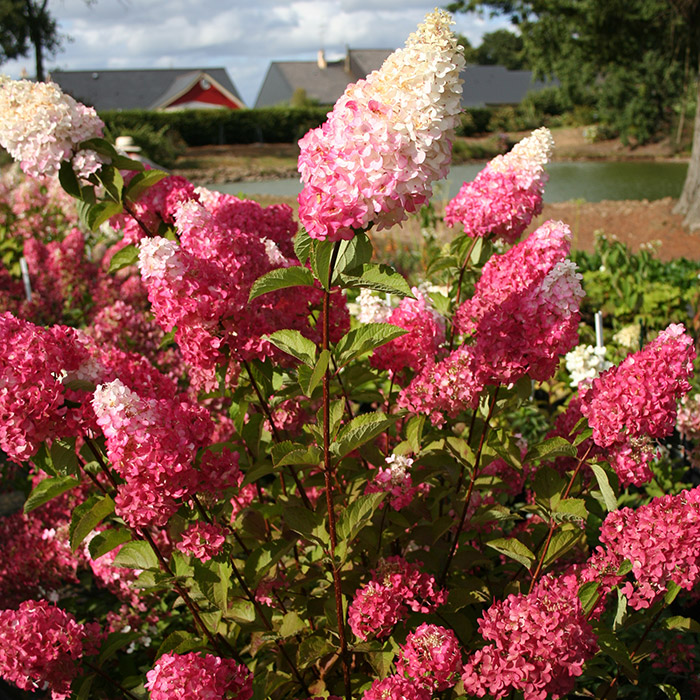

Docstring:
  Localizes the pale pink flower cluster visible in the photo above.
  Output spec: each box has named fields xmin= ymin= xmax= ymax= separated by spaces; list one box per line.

xmin=579 ymin=323 xmax=695 ymax=486
xmin=461 ymin=573 xmax=597 ymax=700
xmin=354 ymin=288 xmax=392 ymax=324
xmin=0 ymin=600 xmax=100 ymax=700
xmin=585 ymin=486 xmax=700 ymax=609
xmin=371 ymin=289 xmax=445 ymax=376
xmin=348 ymin=556 xmax=447 ymax=640
xmin=400 ymin=222 xmax=582 ymax=425
xmin=444 ymin=127 xmax=554 ymax=243
xmin=92 ymin=378 xmax=213 ymax=528
xmin=677 ymin=393 xmax=700 ymax=441
xmin=176 ymin=521 xmax=227 ymax=562
xmin=145 ymin=652 xmax=252 ymax=700
xmin=365 ymin=453 xmax=423 ymax=510
xmin=397 ymin=623 xmax=462 ymax=691
xmin=0 ymin=77 xmax=105 ymax=178
xmin=297 ymin=9 xmax=465 ymax=241
xmin=361 ymin=675 xmax=432 ymax=700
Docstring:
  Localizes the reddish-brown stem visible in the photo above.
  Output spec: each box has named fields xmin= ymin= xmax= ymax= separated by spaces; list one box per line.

xmin=448 ymin=236 xmax=480 ymax=351
xmin=441 ymin=388 xmax=499 ymax=585
xmin=528 ymin=444 xmax=593 ymax=593
xmin=454 ymin=409 xmax=479 ymax=495
xmin=123 ymin=201 xmax=156 ymax=238
xmin=83 ymin=436 xmax=120 ymax=491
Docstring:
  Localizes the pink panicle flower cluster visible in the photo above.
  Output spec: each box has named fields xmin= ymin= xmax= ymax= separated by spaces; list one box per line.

xmin=370 ymin=289 xmax=445 ymax=377
xmin=145 ymin=652 xmax=252 ymax=700
xmin=461 ymin=573 xmax=597 ymax=700
xmin=0 ymin=77 xmax=105 ymax=179
xmin=297 ymin=9 xmax=464 ymax=241
xmin=586 ymin=486 xmax=700 ymax=609
xmin=362 ymin=675 xmax=432 ymax=700
xmin=397 ymin=623 xmax=462 ymax=691
xmin=0 ymin=600 xmax=100 ymax=700
xmin=92 ymin=378 xmax=213 ymax=528
xmin=444 ymin=127 xmax=554 ymax=243
xmin=176 ymin=521 xmax=227 ymax=562
xmin=579 ymin=323 xmax=695 ymax=486
xmin=365 ymin=453 xmax=424 ymax=510
xmin=400 ymin=221 xmax=583 ymax=425
xmin=348 ymin=556 xmax=447 ymax=640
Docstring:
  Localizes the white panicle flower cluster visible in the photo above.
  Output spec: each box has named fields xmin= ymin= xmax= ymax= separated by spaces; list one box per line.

xmin=565 ymin=344 xmax=612 ymax=388
xmin=262 ymin=238 xmax=288 ymax=267
xmin=138 ymin=237 xmax=184 ymax=281
xmin=353 ymin=289 xmax=393 ymax=324
xmin=613 ymin=323 xmax=641 ymax=350
xmin=539 ymin=260 xmax=585 ymax=313
xmin=490 ymin=127 xmax=555 ymax=188
xmin=0 ymin=77 xmax=106 ymax=178
xmin=384 ymin=453 xmax=414 ymax=484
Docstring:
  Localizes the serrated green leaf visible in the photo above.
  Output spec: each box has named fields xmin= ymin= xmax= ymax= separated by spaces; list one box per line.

xmin=332 ymin=412 xmax=395 ymax=459
xmin=302 ymin=348 xmax=329 ymax=397
xmin=266 ymin=329 xmax=317 ymax=367
xmin=80 ymin=200 xmax=123 ymax=231
xmin=112 ymin=540 xmax=159 ymax=570
xmin=70 ymin=494 xmax=115 ymax=551
xmin=334 ymin=232 xmax=373 ymax=275
xmin=337 ymin=492 xmax=385 ymax=543
xmin=241 ymin=461 xmax=275 ymax=487
xmin=244 ymin=540 xmax=294 ymax=587
xmin=294 ymin=227 xmax=313 ymax=265
xmin=24 ymin=475 xmax=80 ymax=514
xmin=72 ymin=674 xmax=95 ymax=700
xmin=155 ymin=630 xmax=206 ymax=659
xmin=228 ymin=600 xmax=256 ymax=624
xmin=597 ymin=632 xmax=638 ymax=680
xmin=341 ymin=262 xmax=414 ymax=298
xmin=405 ymin=414 xmax=426 ymax=454
xmin=108 ymin=243 xmax=139 ymax=273
xmin=662 ymin=615 xmax=700 ymax=633
xmin=124 ymin=169 xmax=168 ymax=202
xmin=80 ymin=137 xmax=119 ymax=159
xmin=525 ymin=436 xmax=577 ymax=462
xmin=278 ymin=611 xmax=306 ymax=638
xmin=50 ymin=437 xmax=78 ymax=476
xmin=97 ymin=166 xmax=124 ymax=202
xmin=97 ymin=631 xmax=142 ymax=665
xmin=541 ymin=527 xmax=584 ymax=569
xmin=552 ymin=498 xmax=588 ymax=521
xmin=334 ymin=323 xmax=408 ymax=368
xmin=284 ymin=506 xmax=329 ymax=546
xmin=58 ymin=160 xmax=82 ymax=198
xmin=664 ymin=580 xmax=682 ymax=605
xmin=578 ymin=581 xmax=600 ymax=616
xmin=485 ymin=537 xmax=535 ymax=569
xmin=591 ymin=463 xmax=618 ymax=511
xmin=310 ymin=239 xmax=336 ymax=289
xmin=657 ymin=684 xmax=681 ymax=700
xmin=297 ymin=635 xmax=334 ymax=668
xmin=248 ymin=266 xmax=315 ymax=301
xmin=88 ymin=528 xmax=132 ymax=560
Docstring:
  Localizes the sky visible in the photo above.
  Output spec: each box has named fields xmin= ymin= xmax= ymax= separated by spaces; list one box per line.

xmin=3 ymin=0 xmax=511 ymax=106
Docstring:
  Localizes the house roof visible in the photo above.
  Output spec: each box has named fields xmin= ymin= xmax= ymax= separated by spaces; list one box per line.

xmin=49 ymin=68 xmax=245 ymax=111
xmin=462 ymin=65 xmax=555 ymax=107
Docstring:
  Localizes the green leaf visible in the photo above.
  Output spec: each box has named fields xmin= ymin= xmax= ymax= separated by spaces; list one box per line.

xmin=248 ymin=266 xmax=315 ymax=301
xmin=533 ymin=465 xmax=567 ymax=505
xmin=88 ymin=528 xmax=132 ymax=560
xmin=266 ymin=329 xmax=317 ymax=367
xmin=662 ymin=615 xmax=700 ymax=633
xmin=228 ymin=600 xmax=256 ymax=625
xmin=241 ymin=461 xmax=275 ymax=487
xmin=124 ymin=169 xmax=168 ymax=202
xmin=485 ymin=537 xmax=536 ymax=570
xmin=58 ymin=160 xmax=82 ymax=198
xmin=97 ymin=631 xmax=142 ymax=665
xmin=301 ymin=349 xmax=329 ymax=397
xmin=591 ymin=463 xmax=618 ymax=511
xmin=664 ymin=580 xmax=682 ymax=605
xmin=334 ymin=232 xmax=373 ymax=274
xmin=112 ymin=540 xmax=159 ymax=570
xmin=108 ymin=243 xmax=139 ymax=273
xmin=78 ymin=200 xmax=123 ymax=231
xmin=525 ymin=436 xmax=577 ymax=462
xmin=552 ymin=498 xmax=588 ymax=522
xmin=405 ymin=414 xmax=426 ymax=454
xmin=69 ymin=495 xmax=115 ymax=551
xmin=278 ymin=611 xmax=307 ymax=638
xmin=79 ymin=136 xmax=119 ymax=159
xmin=155 ymin=630 xmax=206 ymax=659
xmin=657 ymin=684 xmax=682 ymax=700
xmin=597 ymin=632 xmax=637 ymax=680
xmin=244 ymin=540 xmax=294 ymax=587
xmin=294 ymin=227 xmax=313 ymax=265
xmin=578 ymin=581 xmax=600 ymax=617
xmin=297 ymin=634 xmax=334 ymax=668
xmin=337 ymin=492 xmax=385 ymax=543
xmin=332 ymin=412 xmax=395 ymax=459
xmin=284 ymin=506 xmax=329 ymax=546
xmin=310 ymin=239 xmax=336 ymax=289
xmin=24 ymin=475 xmax=80 ymax=514
xmin=111 ymin=154 xmax=146 ymax=171
xmin=97 ymin=166 xmax=124 ymax=202
xmin=541 ymin=527 xmax=584 ymax=568
xmin=50 ymin=437 xmax=78 ymax=476
xmin=341 ymin=262 xmax=414 ymax=298
xmin=334 ymin=323 xmax=408 ymax=367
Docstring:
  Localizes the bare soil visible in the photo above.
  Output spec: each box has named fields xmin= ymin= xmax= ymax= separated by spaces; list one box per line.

xmin=171 ymin=127 xmax=700 ymax=261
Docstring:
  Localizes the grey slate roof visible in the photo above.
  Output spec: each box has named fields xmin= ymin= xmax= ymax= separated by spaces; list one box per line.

xmin=254 ymin=49 xmax=556 ymax=109
xmin=49 ymin=68 xmax=244 ymax=111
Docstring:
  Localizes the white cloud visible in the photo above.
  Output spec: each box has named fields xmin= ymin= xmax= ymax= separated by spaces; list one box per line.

xmin=2 ymin=0 xmax=510 ymax=105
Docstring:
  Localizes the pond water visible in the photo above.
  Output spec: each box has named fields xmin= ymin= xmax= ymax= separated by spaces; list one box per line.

xmin=212 ymin=160 xmax=689 ymax=203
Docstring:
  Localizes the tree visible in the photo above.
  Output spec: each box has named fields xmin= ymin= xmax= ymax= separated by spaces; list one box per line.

xmin=448 ymin=0 xmax=700 ymax=229
xmin=474 ymin=28 xmax=528 ymax=69
xmin=0 ymin=0 xmax=61 ymax=82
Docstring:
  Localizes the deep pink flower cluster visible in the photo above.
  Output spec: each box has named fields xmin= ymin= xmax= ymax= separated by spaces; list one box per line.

xmin=92 ymin=378 xmax=213 ymax=528
xmin=396 ymin=623 xmax=462 ymax=691
xmin=461 ymin=573 xmax=597 ymax=700
xmin=579 ymin=323 xmax=695 ymax=486
xmin=370 ymin=289 xmax=444 ymax=377
xmin=361 ymin=675 xmax=432 ymax=700
xmin=297 ymin=9 xmax=464 ymax=241
xmin=145 ymin=652 xmax=252 ymax=700
xmin=399 ymin=221 xmax=582 ymax=425
xmin=444 ymin=127 xmax=554 ymax=243
xmin=0 ymin=600 xmax=100 ymax=700
xmin=176 ymin=521 xmax=227 ymax=562
xmin=348 ymin=556 xmax=447 ymax=640
xmin=585 ymin=486 xmax=700 ymax=609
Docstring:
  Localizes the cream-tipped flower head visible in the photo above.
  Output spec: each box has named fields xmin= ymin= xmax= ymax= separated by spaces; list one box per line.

xmin=0 ymin=76 xmax=105 ymax=179
xmin=297 ymin=9 xmax=465 ymax=241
